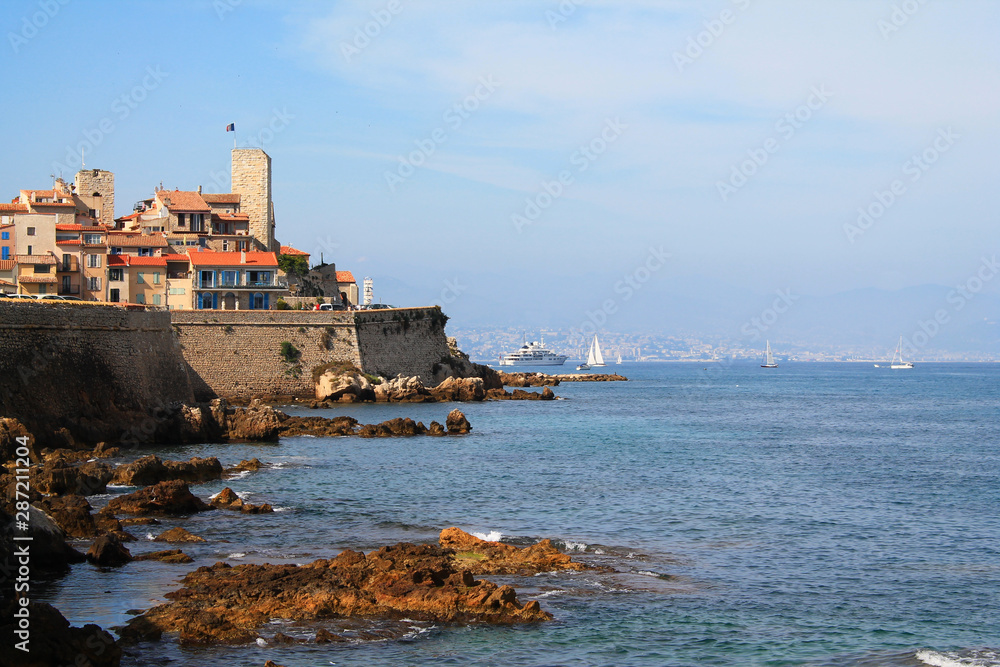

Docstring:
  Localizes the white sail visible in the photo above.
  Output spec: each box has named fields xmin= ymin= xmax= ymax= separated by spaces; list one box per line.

xmin=761 ymin=340 xmax=778 ymax=367
xmin=590 ymin=335 xmax=606 ymax=366
xmin=890 ymin=335 xmax=913 ymax=369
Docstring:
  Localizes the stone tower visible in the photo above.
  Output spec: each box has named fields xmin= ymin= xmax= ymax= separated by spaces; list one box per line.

xmin=74 ymin=168 xmax=115 ymax=226
xmin=230 ymin=148 xmax=277 ymax=252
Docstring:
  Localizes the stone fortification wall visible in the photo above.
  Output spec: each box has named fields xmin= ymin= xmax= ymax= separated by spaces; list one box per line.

xmin=354 ymin=308 xmax=451 ymax=380
xmin=171 ymin=310 xmax=361 ymax=400
xmin=0 ymin=301 xmax=194 ymax=447
xmin=170 ymin=307 xmax=450 ymax=400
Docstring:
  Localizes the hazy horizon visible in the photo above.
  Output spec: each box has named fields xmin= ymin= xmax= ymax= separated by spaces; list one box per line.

xmin=2 ymin=1 xmax=997 ymax=354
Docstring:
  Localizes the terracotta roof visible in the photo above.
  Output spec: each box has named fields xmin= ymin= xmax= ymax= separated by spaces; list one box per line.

xmin=0 ymin=204 xmax=28 ymax=213
xmin=336 ymin=271 xmax=356 ymax=283
xmin=118 ymin=212 xmax=142 ymax=221
xmin=107 ymin=234 xmax=168 ymax=248
xmin=108 ymin=255 xmax=168 ymax=267
xmin=201 ymin=193 xmax=241 ymax=204
xmin=56 ymin=223 xmax=107 ymax=231
xmin=155 ymin=189 xmax=210 ymax=212
xmin=187 ymin=250 xmax=278 ymax=267
xmin=56 ymin=239 xmax=82 ymax=245
xmin=19 ymin=275 xmax=58 ymax=283
xmin=280 ymin=245 xmax=310 ymax=257
xmin=211 ymin=212 xmax=249 ymax=221
xmin=16 ymin=255 xmax=57 ymax=264
xmin=0 ymin=260 xmax=16 ymax=271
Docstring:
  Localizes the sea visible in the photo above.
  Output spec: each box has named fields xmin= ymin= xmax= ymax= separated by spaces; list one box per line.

xmin=36 ymin=362 xmax=1000 ymax=667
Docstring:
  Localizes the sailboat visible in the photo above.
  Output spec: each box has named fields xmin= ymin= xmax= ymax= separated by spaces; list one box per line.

xmin=616 ymin=354 xmax=622 ymax=365
xmin=761 ymin=340 xmax=778 ymax=368
xmin=890 ymin=336 xmax=913 ymax=369
xmin=577 ymin=335 xmax=606 ymax=370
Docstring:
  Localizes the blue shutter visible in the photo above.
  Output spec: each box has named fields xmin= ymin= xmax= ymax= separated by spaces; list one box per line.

xmin=212 ymin=292 xmax=218 ymax=309
xmin=263 ymin=293 xmax=269 ymax=309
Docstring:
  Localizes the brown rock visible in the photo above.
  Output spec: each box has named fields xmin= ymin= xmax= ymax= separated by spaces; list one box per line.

xmin=7 ymin=506 xmax=87 ymax=570
xmin=315 ymin=628 xmax=348 ymax=643
xmin=135 ymin=549 xmax=194 ymax=564
xmin=541 ymin=387 xmax=555 ymax=400
xmin=87 ymin=534 xmax=133 ymax=567
xmin=440 ymin=527 xmax=586 ymax=575
xmin=445 ymin=409 xmax=471 ymax=434
xmin=427 ymin=421 xmax=445 ymax=436
xmin=315 ymin=368 xmax=376 ymax=402
xmin=32 ymin=458 xmax=113 ymax=496
xmin=373 ymin=376 xmax=434 ymax=402
xmin=154 ymin=527 xmax=207 ymax=543
xmin=0 ymin=601 xmax=121 ymax=667
xmin=111 ymin=455 xmax=223 ymax=487
xmin=228 ymin=458 xmax=264 ymax=473
xmin=224 ymin=401 xmax=284 ymax=441
xmin=34 ymin=494 xmax=96 ymax=538
xmin=429 ymin=376 xmax=486 ymax=402
xmin=211 ymin=487 xmax=273 ymax=514
xmin=106 ymin=480 xmax=213 ymax=516
xmin=0 ymin=417 xmax=36 ymax=465
xmin=264 ymin=661 xmax=286 ymax=667
xmin=498 ymin=371 xmax=560 ymax=387
xmin=121 ymin=543 xmax=550 ymax=645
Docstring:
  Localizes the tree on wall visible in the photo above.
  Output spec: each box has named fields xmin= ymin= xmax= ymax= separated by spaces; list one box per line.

xmin=278 ymin=254 xmax=309 ymax=276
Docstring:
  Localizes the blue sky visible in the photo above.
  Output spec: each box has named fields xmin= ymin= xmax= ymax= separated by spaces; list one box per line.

xmin=2 ymin=0 xmax=999 ymax=336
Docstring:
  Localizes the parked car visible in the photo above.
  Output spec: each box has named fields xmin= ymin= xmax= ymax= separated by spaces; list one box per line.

xmin=360 ymin=303 xmax=394 ymax=310
xmin=318 ymin=302 xmax=346 ymax=311
xmin=38 ymin=294 xmax=83 ymax=301
xmin=6 ymin=293 xmax=38 ymax=300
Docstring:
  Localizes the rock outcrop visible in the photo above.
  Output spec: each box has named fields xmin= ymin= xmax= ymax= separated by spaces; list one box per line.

xmin=374 ymin=375 xmax=435 ymax=403
xmin=439 ymin=527 xmax=586 ymax=575
xmin=314 ymin=367 xmax=376 ymax=403
xmin=110 ymin=455 xmax=224 ymax=487
xmin=120 ymin=543 xmax=550 ymax=645
xmin=154 ymin=526 xmax=206 ymax=543
xmin=429 ymin=376 xmax=486 ymax=402
xmin=34 ymin=494 xmax=96 ymax=538
xmin=210 ymin=487 xmax=273 ymax=514
xmin=0 ymin=601 xmax=121 ymax=667
xmin=485 ymin=387 xmax=556 ymax=401
xmin=134 ymin=549 xmax=194 ymax=564
xmin=87 ymin=534 xmax=133 ymax=567
xmin=8 ymin=506 xmax=87 ymax=570
xmin=105 ymin=480 xmax=213 ymax=516
xmin=446 ymin=409 xmax=472 ymax=434
xmin=498 ymin=371 xmax=561 ymax=387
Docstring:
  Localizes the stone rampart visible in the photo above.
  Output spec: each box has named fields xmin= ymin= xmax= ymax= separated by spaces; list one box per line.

xmin=171 ymin=307 xmax=450 ymax=400
xmin=0 ymin=301 xmax=194 ymax=447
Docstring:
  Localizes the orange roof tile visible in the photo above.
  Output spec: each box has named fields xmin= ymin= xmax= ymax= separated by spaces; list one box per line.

xmin=280 ymin=245 xmax=310 ymax=257
xmin=0 ymin=260 xmax=16 ymax=271
xmin=107 ymin=234 xmax=168 ymax=247
xmin=56 ymin=239 xmax=82 ymax=245
xmin=187 ymin=250 xmax=278 ymax=267
xmin=211 ymin=212 xmax=250 ymax=221
xmin=108 ymin=255 xmax=128 ymax=267
xmin=56 ymin=223 xmax=106 ymax=231
xmin=19 ymin=275 xmax=58 ymax=283
xmin=336 ymin=271 xmax=356 ymax=283
xmin=155 ymin=189 xmax=210 ymax=212
xmin=201 ymin=193 xmax=241 ymax=204
xmin=0 ymin=203 xmax=28 ymax=213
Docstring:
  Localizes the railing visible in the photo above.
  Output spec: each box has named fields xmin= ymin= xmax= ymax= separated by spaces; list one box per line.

xmin=58 ymin=285 xmax=81 ymax=295
xmin=168 ymin=272 xmax=189 ymax=280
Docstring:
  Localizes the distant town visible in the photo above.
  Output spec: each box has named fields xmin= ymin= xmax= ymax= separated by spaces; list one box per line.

xmin=452 ymin=327 xmax=998 ymax=364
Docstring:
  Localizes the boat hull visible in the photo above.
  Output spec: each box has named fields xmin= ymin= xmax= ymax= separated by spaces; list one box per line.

xmin=499 ymin=358 xmax=567 ymax=366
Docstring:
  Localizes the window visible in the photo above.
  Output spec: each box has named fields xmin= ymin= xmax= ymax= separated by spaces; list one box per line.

xmin=38 ymin=285 xmax=46 ymax=295
xmin=152 ymin=294 xmax=161 ymax=305
xmin=1 ymin=232 xmax=8 ymax=240
xmin=109 ymin=268 xmax=124 ymax=282
xmin=135 ymin=293 xmax=145 ymax=304
xmin=1 ymin=247 xmax=8 ymax=260
xmin=168 ymin=287 xmax=186 ymax=295
xmin=110 ymin=247 xmax=122 ymax=255
xmin=34 ymin=264 xmax=50 ymax=274
xmin=88 ymin=276 xmax=101 ymax=291
xmin=238 ymin=240 xmax=248 ymax=251
xmin=26 ymin=245 xmax=32 ymax=255
xmin=153 ymin=272 xmax=161 ymax=285
xmin=62 ymin=254 xmax=71 ymax=271
xmin=88 ymin=208 xmax=97 ymax=218
xmin=87 ymin=254 xmax=101 ymax=268
xmin=26 ymin=227 xmax=35 ymax=236
xmin=110 ymin=288 xmax=119 ymax=303
xmin=177 ymin=213 xmax=186 ymax=226
xmin=222 ymin=240 xmax=229 ymax=251
xmin=137 ymin=271 xmax=145 ymax=284
xmin=139 ymin=248 xmax=151 ymax=257
xmin=84 ymin=234 xmax=102 ymax=245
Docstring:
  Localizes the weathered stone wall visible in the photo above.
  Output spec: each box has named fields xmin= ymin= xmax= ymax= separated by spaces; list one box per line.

xmin=74 ymin=168 xmax=115 ymax=226
xmin=171 ymin=307 xmax=450 ymax=400
xmin=0 ymin=301 xmax=194 ymax=446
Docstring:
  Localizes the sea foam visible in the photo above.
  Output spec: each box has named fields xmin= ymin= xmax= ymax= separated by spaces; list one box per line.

xmin=916 ymin=649 xmax=1000 ymax=667
xmin=472 ymin=530 xmax=503 ymax=542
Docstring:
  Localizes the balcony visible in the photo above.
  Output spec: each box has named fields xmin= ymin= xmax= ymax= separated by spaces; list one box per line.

xmin=197 ymin=278 xmax=288 ymax=290
xmin=168 ymin=271 xmax=190 ymax=280
xmin=58 ymin=285 xmax=81 ymax=295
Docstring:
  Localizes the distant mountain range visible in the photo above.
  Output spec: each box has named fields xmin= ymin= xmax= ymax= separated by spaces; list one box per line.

xmin=372 ymin=274 xmax=999 ymax=356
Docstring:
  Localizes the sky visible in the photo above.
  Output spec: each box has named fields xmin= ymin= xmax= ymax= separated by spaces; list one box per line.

xmin=1 ymin=0 xmax=998 ymax=345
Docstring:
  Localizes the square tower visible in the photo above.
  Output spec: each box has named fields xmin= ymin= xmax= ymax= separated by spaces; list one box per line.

xmin=230 ymin=148 xmax=277 ymax=252
xmin=74 ymin=169 xmax=115 ymax=226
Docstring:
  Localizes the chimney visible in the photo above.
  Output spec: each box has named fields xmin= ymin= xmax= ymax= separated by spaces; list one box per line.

xmin=197 ymin=185 xmax=202 ymax=194
xmin=241 ymin=250 xmax=247 ymax=263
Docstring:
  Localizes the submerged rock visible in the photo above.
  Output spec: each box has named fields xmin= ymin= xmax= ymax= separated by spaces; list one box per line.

xmin=120 ymin=542 xmax=550 ymax=645
xmin=134 ymin=549 xmax=194 ymax=564
xmin=210 ymin=487 xmax=273 ymax=514
xmin=154 ymin=526 xmax=207 ymax=543
xmin=440 ymin=527 xmax=587 ymax=575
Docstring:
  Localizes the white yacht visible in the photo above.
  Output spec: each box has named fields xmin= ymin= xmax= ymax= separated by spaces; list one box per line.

xmin=577 ymin=335 xmax=606 ymax=370
xmin=499 ymin=338 xmax=568 ymax=366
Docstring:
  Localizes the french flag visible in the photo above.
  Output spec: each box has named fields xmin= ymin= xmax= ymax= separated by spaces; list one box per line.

xmin=225 ymin=123 xmax=235 ymax=132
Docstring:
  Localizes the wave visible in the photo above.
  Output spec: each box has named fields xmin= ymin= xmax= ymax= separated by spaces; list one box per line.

xmin=917 ymin=649 xmax=1000 ymax=667
xmin=228 ymin=552 xmax=247 ymax=559
xmin=471 ymin=530 xmax=503 ymax=542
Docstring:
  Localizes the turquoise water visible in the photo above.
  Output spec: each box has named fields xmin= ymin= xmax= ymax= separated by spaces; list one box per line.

xmin=39 ymin=362 xmax=1000 ymax=666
